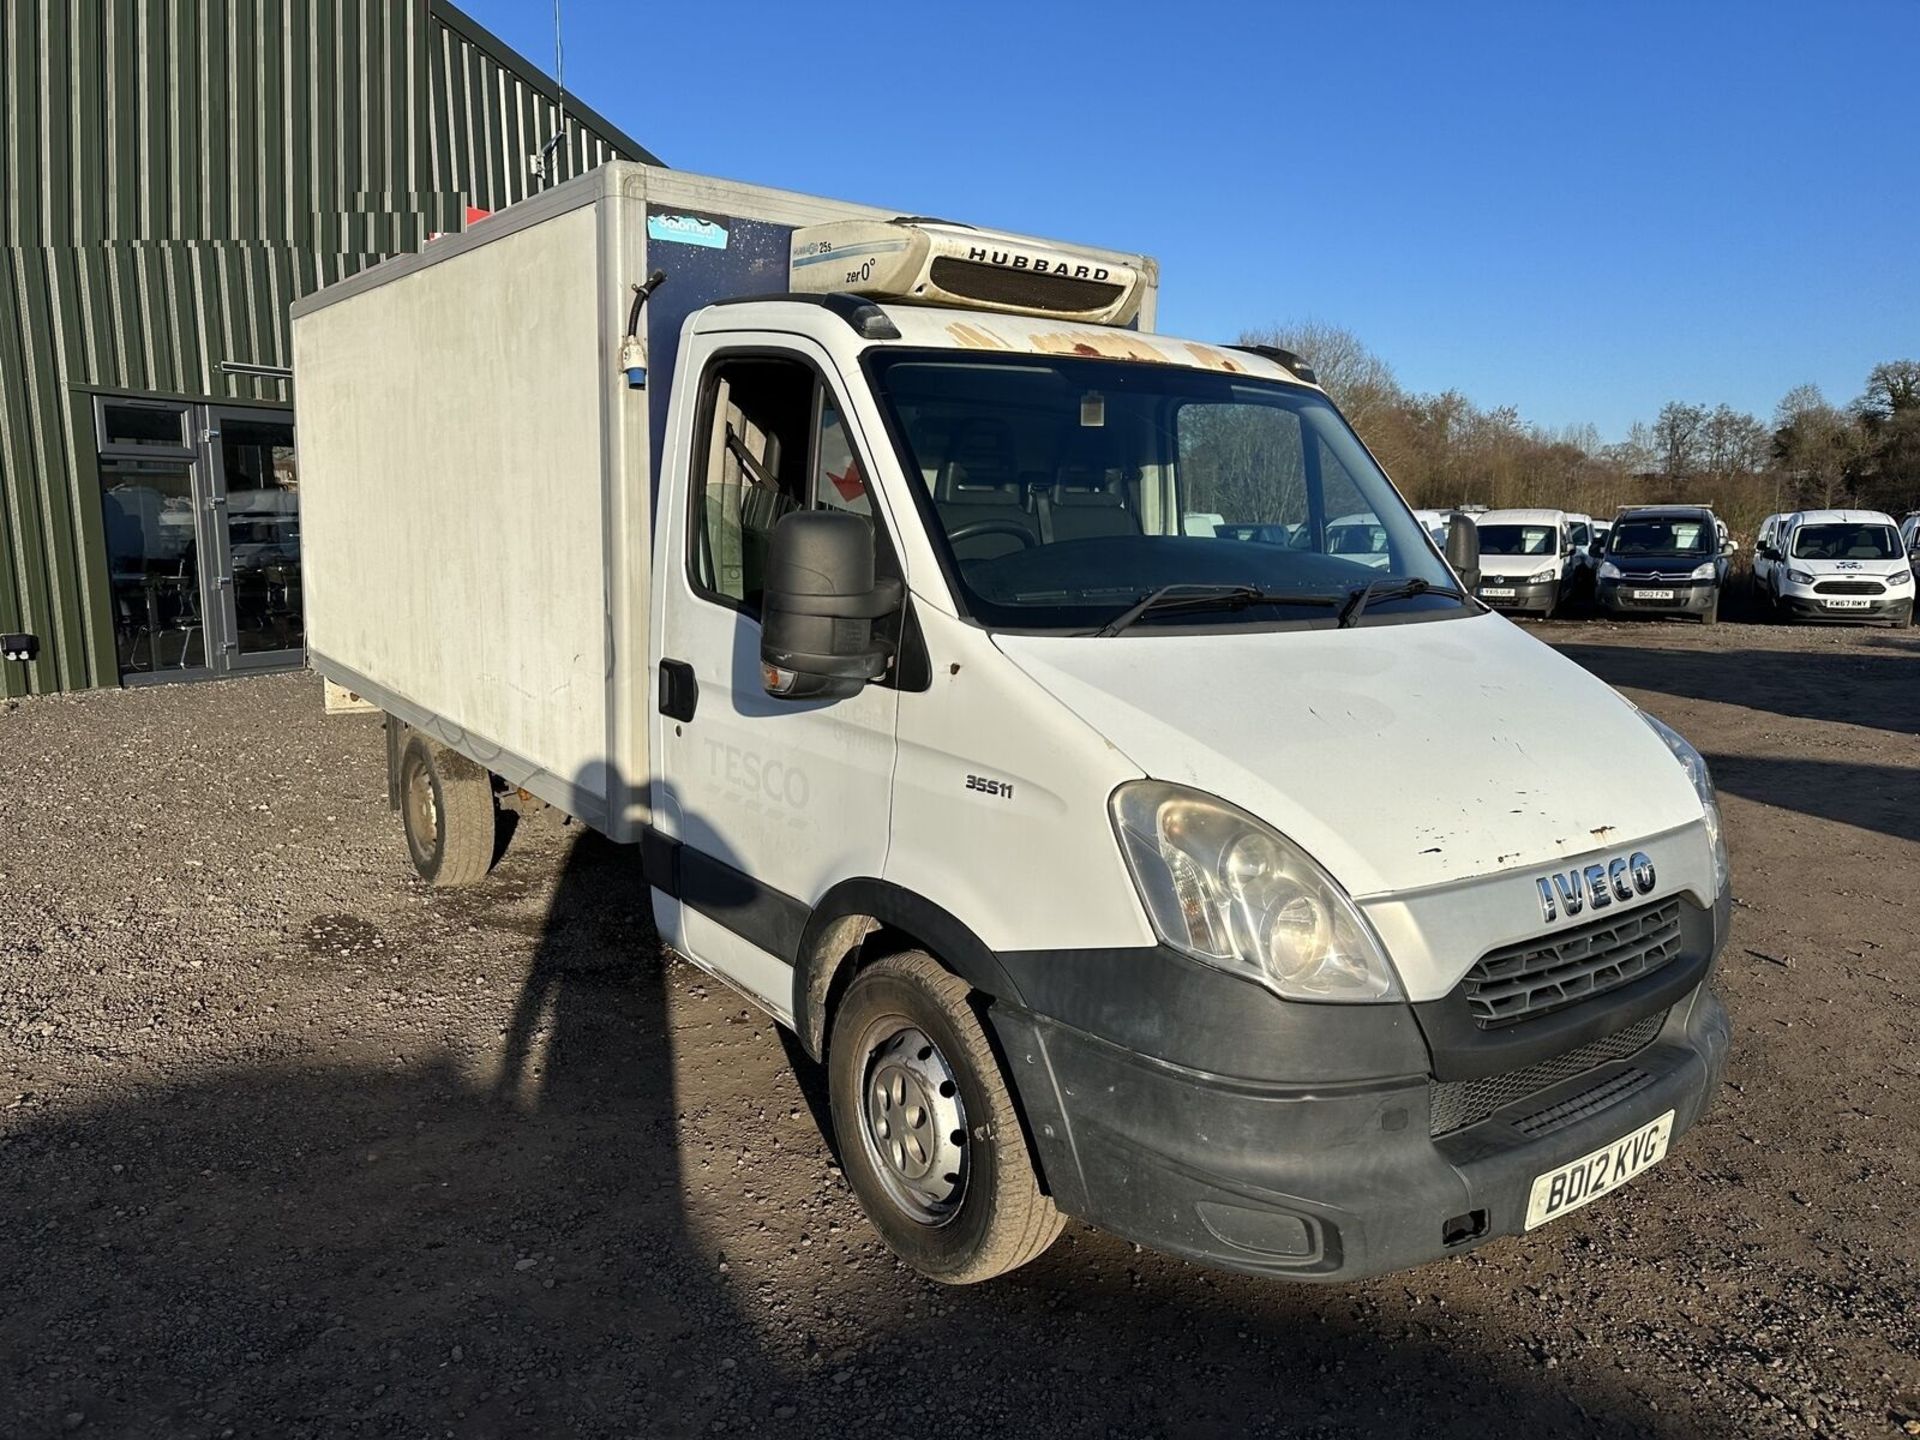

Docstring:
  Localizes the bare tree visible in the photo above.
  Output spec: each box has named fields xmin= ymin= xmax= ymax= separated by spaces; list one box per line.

xmin=1772 ymin=384 xmax=1863 ymax=508
xmin=1700 ymin=404 xmax=1769 ymax=478
xmin=1237 ymin=320 xmax=1401 ymax=430
xmin=1652 ymin=402 xmax=1708 ymax=478
xmin=1857 ymin=360 xmax=1920 ymax=421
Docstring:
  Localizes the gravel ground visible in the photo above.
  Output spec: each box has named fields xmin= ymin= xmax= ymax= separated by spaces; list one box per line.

xmin=3 ymin=615 xmax=1918 ymax=1439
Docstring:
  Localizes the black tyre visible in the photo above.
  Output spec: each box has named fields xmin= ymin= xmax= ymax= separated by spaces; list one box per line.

xmin=828 ymin=951 xmax=1063 ymax=1284
xmin=1700 ymin=589 xmax=1720 ymax=626
xmin=397 ymin=734 xmax=498 ymax=887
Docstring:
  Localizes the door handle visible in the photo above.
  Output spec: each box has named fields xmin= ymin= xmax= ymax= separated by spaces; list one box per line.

xmin=658 ymin=658 xmax=698 ymax=721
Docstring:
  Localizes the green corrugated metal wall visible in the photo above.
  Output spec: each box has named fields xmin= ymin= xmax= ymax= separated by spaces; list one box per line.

xmin=0 ymin=0 xmax=654 ymax=696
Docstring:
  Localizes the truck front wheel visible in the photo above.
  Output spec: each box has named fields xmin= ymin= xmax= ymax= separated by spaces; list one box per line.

xmin=397 ymin=735 xmax=498 ymax=887
xmin=828 ymin=951 xmax=1063 ymax=1283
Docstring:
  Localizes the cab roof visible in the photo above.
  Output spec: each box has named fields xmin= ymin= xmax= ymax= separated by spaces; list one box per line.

xmin=873 ymin=304 xmax=1314 ymax=386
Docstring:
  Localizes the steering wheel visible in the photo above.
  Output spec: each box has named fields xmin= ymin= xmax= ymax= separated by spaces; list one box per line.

xmin=948 ymin=519 xmax=1038 ymax=548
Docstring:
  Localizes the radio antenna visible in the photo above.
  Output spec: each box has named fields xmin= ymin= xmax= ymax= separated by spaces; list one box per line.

xmin=532 ymin=0 xmax=568 ymax=187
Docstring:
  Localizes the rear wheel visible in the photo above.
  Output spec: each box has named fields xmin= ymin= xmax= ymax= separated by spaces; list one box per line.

xmin=397 ymin=734 xmax=498 ymax=887
xmin=828 ymin=951 xmax=1063 ymax=1284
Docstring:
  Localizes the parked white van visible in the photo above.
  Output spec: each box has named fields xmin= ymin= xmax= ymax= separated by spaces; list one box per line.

xmin=1471 ymin=508 xmax=1579 ymax=617
xmin=293 ymin=163 xmax=1731 ymax=1286
xmin=1755 ymin=509 xmax=1915 ymax=625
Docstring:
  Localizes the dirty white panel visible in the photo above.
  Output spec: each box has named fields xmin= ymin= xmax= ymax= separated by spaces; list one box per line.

xmin=294 ymin=199 xmax=616 ymax=816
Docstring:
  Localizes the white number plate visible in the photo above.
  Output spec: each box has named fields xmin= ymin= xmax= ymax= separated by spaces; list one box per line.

xmin=1823 ymin=597 xmax=1871 ymax=609
xmin=1634 ymin=588 xmax=1675 ymax=600
xmin=1524 ymin=1110 xmax=1674 ymax=1230
xmin=1481 ymin=587 xmax=1516 ymax=598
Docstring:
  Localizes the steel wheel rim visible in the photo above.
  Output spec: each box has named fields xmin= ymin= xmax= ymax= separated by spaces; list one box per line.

xmin=404 ymin=762 xmax=440 ymax=858
xmin=857 ymin=1019 xmax=968 ymax=1226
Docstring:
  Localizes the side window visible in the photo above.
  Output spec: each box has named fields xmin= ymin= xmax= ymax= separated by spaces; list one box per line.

xmin=1312 ymin=433 xmax=1373 ymax=543
xmin=689 ymin=356 xmax=885 ymax=619
xmin=814 ymin=392 xmax=870 ymax=518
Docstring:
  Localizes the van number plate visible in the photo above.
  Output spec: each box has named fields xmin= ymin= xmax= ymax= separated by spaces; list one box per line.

xmin=1823 ymin=597 xmax=1871 ymax=609
xmin=1481 ymin=587 xmax=1516 ymax=598
xmin=1634 ymin=588 xmax=1675 ymax=601
xmin=1524 ymin=1110 xmax=1673 ymax=1230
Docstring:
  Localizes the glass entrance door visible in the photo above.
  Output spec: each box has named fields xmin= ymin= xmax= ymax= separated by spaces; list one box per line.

xmin=204 ymin=408 xmax=303 ymax=671
xmin=93 ymin=396 xmax=303 ymax=684
xmin=97 ymin=399 xmax=214 ymax=680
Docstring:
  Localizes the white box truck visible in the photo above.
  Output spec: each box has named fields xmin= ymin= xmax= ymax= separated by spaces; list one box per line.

xmin=292 ymin=162 xmax=1730 ymax=1284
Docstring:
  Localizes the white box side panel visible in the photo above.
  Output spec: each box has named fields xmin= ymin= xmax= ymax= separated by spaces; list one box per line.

xmin=294 ymin=204 xmax=612 ymax=810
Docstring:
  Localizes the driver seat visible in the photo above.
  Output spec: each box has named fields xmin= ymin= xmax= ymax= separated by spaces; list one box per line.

xmin=936 ymin=420 xmax=1039 ymax=560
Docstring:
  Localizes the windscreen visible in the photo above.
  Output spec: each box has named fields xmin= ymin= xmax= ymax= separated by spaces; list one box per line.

xmin=864 ymin=352 xmax=1458 ymax=631
xmin=1609 ymin=517 xmax=1714 ymax=556
xmin=1791 ymin=522 xmax=1899 ymax=560
xmin=1477 ymin=524 xmax=1559 ymax=556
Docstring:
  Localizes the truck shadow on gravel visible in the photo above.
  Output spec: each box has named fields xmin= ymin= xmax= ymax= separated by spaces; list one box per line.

xmin=1555 ymin=640 xmax=1920 ymax=736
xmin=1706 ymin=756 xmax=1920 ymax=845
xmin=1 ymin=829 xmax=1691 ymax=1439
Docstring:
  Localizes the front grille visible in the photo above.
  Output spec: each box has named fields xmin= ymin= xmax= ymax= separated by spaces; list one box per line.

xmin=926 ymin=257 xmax=1125 ymax=315
xmin=1812 ymin=579 xmax=1885 ymax=595
xmin=1514 ymin=1067 xmax=1657 ymax=1137
xmin=1429 ymin=1014 xmax=1664 ymax=1136
xmin=1464 ymin=899 xmax=1683 ymax=1028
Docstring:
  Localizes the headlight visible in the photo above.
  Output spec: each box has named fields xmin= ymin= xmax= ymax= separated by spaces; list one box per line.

xmin=1597 ymin=560 xmax=1623 ymax=580
xmin=1785 ymin=568 xmax=1815 ymax=586
xmin=1110 ymin=781 xmax=1400 ymax=1002
xmin=1641 ymin=714 xmax=1729 ymax=897
xmin=1689 ymin=562 xmax=1717 ymax=581
xmin=1529 ymin=567 xmax=1558 ymax=583
xmin=1889 ymin=569 xmax=1913 ymax=586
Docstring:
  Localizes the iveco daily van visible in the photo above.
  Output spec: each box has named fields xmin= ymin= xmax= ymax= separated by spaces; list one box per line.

xmin=294 ymin=163 xmax=1731 ymax=1284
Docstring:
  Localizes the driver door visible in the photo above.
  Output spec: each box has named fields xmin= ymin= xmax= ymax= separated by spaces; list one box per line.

xmin=651 ymin=335 xmax=902 ymax=1020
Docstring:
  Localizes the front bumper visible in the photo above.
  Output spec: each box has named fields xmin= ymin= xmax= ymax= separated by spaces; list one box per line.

xmin=1475 ymin=576 xmax=1557 ymax=611
xmin=1598 ymin=577 xmax=1717 ymax=616
xmin=991 ymin=898 xmax=1730 ymax=1282
xmin=1777 ymin=589 xmax=1912 ymax=624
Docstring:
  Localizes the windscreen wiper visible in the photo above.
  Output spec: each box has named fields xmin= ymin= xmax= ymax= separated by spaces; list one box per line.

xmin=1337 ymin=576 xmax=1467 ymax=628
xmin=1094 ymin=583 xmax=1343 ymax=637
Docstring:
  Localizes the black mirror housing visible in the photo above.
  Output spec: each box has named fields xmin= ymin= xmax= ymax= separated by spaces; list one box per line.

xmin=760 ymin=511 xmax=901 ymax=701
xmin=1444 ymin=512 xmax=1481 ymax=593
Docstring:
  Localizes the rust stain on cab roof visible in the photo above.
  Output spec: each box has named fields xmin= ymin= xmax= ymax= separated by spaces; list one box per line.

xmin=943 ymin=325 xmax=1256 ymax=373
xmin=1183 ymin=343 xmax=1245 ymax=373
xmin=945 ymin=321 xmax=1015 ymax=350
xmin=1029 ymin=330 xmax=1166 ymax=363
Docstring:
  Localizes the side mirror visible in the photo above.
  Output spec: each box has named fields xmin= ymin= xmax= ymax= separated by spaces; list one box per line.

xmin=760 ymin=511 xmax=902 ymax=701
xmin=1 ymin=632 xmax=39 ymax=663
xmin=1445 ymin=512 xmax=1481 ymax=593
xmin=1721 ymin=540 xmax=1738 ymax=555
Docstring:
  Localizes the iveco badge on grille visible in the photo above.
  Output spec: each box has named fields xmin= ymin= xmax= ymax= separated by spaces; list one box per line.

xmin=1536 ymin=852 xmax=1655 ymax=923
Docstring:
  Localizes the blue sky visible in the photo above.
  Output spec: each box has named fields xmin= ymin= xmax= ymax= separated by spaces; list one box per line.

xmin=465 ymin=0 xmax=1918 ymax=440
